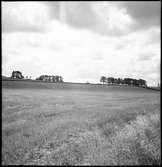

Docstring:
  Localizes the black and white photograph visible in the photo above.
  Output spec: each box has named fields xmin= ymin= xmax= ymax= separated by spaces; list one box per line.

xmin=2 ymin=1 xmax=161 ymax=165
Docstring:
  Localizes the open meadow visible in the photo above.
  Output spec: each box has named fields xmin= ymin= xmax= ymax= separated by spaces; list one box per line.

xmin=2 ymin=80 xmax=161 ymax=165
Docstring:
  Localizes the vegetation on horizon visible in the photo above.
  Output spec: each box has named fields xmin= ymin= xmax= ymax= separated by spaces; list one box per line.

xmin=4 ymin=71 xmax=149 ymax=87
xmin=100 ymin=76 xmax=147 ymax=87
xmin=11 ymin=71 xmax=24 ymax=79
xmin=9 ymin=71 xmax=63 ymax=83
xmin=36 ymin=75 xmax=63 ymax=83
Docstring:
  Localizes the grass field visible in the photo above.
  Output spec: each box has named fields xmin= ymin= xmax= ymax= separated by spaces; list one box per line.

xmin=2 ymin=80 xmax=161 ymax=165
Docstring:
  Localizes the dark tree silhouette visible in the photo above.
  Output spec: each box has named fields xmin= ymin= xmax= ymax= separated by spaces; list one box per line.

xmin=36 ymin=75 xmax=63 ymax=83
xmin=107 ymin=77 xmax=114 ymax=84
xmin=11 ymin=71 xmax=24 ymax=79
xmin=100 ymin=76 xmax=107 ymax=84
xmin=100 ymin=76 xmax=147 ymax=87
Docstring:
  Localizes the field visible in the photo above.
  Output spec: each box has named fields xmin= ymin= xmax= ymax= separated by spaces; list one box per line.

xmin=2 ymin=80 xmax=161 ymax=165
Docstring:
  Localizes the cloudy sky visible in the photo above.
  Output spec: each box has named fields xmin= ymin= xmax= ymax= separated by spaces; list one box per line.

xmin=2 ymin=1 xmax=161 ymax=86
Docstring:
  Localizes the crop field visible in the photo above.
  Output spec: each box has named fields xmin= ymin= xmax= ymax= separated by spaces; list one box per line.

xmin=2 ymin=80 xmax=161 ymax=165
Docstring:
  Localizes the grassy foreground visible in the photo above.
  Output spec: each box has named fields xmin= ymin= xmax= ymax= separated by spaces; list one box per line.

xmin=2 ymin=81 xmax=161 ymax=165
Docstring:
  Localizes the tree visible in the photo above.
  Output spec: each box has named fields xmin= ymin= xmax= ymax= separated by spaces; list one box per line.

xmin=124 ymin=78 xmax=132 ymax=85
xmin=100 ymin=76 xmax=107 ymax=84
xmin=11 ymin=71 xmax=24 ymax=79
xmin=117 ymin=78 xmax=122 ymax=85
xmin=55 ymin=75 xmax=59 ymax=82
xmin=59 ymin=76 xmax=63 ymax=82
xmin=114 ymin=78 xmax=118 ymax=84
xmin=138 ymin=79 xmax=147 ymax=87
xmin=107 ymin=77 xmax=115 ymax=85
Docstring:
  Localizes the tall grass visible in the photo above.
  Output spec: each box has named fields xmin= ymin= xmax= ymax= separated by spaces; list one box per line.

xmin=9 ymin=110 xmax=159 ymax=165
xmin=2 ymin=107 xmax=160 ymax=165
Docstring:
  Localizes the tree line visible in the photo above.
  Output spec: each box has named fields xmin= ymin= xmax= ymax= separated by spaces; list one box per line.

xmin=9 ymin=71 xmax=147 ymax=87
xmin=10 ymin=71 xmax=63 ymax=83
xmin=36 ymin=75 xmax=63 ymax=83
xmin=100 ymin=76 xmax=147 ymax=87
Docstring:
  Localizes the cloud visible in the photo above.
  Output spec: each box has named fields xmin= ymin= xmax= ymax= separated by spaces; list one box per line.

xmin=120 ymin=1 xmax=161 ymax=29
xmin=43 ymin=1 xmax=60 ymax=20
xmin=2 ymin=1 xmax=160 ymax=36
xmin=43 ymin=1 xmax=160 ymax=37
xmin=43 ymin=1 xmax=135 ymax=36
xmin=138 ymin=53 xmax=154 ymax=61
xmin=2 ymin=2 xmax=49 ymax=32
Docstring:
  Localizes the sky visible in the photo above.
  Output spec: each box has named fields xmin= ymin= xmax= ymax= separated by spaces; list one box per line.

xmin=2 ymin=1 xmax=161 ymax=86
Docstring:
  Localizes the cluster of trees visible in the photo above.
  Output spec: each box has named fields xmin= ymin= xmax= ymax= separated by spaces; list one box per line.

xmin=100 ymin=76 xmax=147 ymax=87
xmin=10 ymin=71 xmax=63 ymax=83
xmin=36 ymin=75 xmax=63 ymax=83
xmin=11 ymin=71 xmax=24 ymax=79
xmin=10 ymin=71 xmax=147 ymax=87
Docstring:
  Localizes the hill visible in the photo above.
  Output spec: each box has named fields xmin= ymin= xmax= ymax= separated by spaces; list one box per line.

xmin=2 ymin=79 xmax=158 ymax=93
xmin=2 ymin=75 xmax=10 ymax=80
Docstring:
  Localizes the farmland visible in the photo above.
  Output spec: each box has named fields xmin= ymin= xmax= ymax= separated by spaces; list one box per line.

xmin=2 ymin=80 xmax=161 ymax=165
